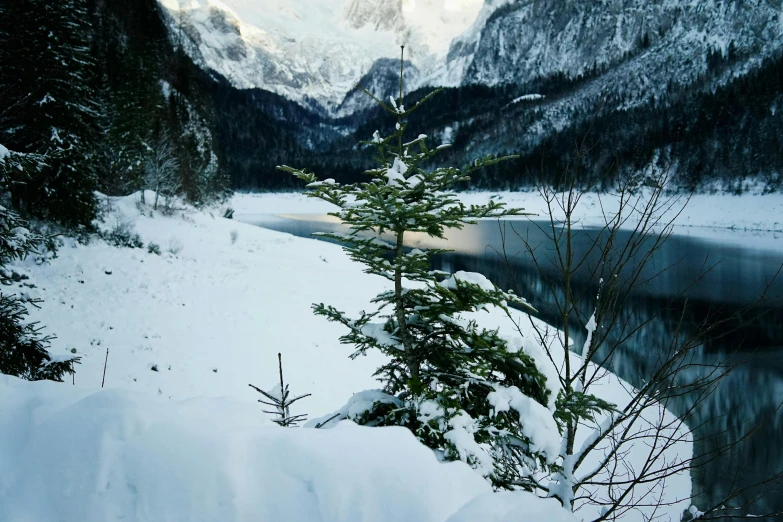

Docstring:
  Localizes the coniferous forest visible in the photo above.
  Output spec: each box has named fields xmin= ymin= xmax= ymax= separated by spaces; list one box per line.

xmin=0 ymin=0 xmax=229 ymax=229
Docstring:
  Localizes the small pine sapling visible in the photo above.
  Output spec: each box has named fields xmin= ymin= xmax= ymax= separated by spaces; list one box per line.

xmin=249 ymin=353 xmax=311 ymax=427
xmin=279 ymin=47 xmax=560 ymax=489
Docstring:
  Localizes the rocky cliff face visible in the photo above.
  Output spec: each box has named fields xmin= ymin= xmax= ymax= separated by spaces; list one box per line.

xmin=335 ymin=58 xmax=420 ymax=117
xmin=416 ymin=0 xmax=783 ymax=157
xmin=344 ymin=0 xmax=404 ymax=31
xmin=439 ymin=0 xmax=782 ymax=92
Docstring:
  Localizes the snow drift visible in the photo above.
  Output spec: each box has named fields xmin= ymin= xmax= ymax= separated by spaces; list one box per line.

xmin=0 ymin=374 xmax=513 ymax=522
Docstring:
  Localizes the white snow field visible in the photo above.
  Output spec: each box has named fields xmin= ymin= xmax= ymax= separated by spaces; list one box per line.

xmin=1 ymin=190 xmax=694 ymax=521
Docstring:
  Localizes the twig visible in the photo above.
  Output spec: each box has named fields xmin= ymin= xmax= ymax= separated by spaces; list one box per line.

xmin=315 ymin=413 xmax=341 ymax=429
xmin=101 ymin=347 xmax=109 ymax=388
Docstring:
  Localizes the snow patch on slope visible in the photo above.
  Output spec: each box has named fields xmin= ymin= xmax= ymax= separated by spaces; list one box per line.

xmin=447 ymin=491 xmax=576 ymax=522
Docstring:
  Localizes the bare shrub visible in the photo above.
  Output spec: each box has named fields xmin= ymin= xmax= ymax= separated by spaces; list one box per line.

xmin=167 ymin=236 xmax=183 ymax=256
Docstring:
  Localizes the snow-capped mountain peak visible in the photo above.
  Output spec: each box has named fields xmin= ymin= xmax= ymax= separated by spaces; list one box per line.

xmin=159 ymin=0 xmax=483 ymax=113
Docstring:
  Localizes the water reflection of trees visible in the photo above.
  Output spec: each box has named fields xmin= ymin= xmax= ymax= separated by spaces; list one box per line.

xmin=432 ymin=250 xmax=783 ymax=519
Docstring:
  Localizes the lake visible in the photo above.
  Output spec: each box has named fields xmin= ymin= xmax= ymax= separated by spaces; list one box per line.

xmin=241 ymin=213 xmax=783 ymax=520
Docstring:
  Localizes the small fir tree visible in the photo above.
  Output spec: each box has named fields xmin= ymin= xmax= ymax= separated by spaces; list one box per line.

xmin=279 ymin=47 xmax=559 ymax=489
xmin=0 ymin=147 xmax=78 ymax=381
xmin=249 ymin=353 xmax=311 ymax=427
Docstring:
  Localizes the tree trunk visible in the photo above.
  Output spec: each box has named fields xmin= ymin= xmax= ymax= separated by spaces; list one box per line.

xmin=394 ymin=229 xmax=418 ymax=384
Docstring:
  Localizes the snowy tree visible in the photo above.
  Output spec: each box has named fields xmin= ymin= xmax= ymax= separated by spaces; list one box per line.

xmin=280 ymin=48 xmax=559 ymax=489
xmin=0 ymin=0 xmax=99 ymax=227
xmin=97 ymin=65 xmax=166 ymax=198
xmin=144 ymin=132 xmax=181 ymax=210
xmin=163 ymin=87 xmax=228 ymax=207
xmin=0 ymin=145 xmax=78 ymax=381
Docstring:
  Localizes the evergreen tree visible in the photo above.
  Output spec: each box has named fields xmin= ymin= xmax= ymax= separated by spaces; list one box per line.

xmin=0 ymin=147 xmax=78 ymax=381
xmin=101 ymin=55 xmax=166 ymax=197
xmin=280 ymin=49 xmax=559 ymax=489
xmin=0 ymin=0 xmax=99 ymax=227
xmin=248 ymin=353 xmax=311 ymax=427
xmin=163 ymin=61 xmax=227 ymax=206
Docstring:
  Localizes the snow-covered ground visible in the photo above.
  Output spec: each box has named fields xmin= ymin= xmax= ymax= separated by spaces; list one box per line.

xmin=1 ymin=373 xmax=544 ymax=522
xmin=3 ymin=190 xmax=692 ymax=521
xmin=232 ymin=190 xmax=783 ymax=235
xmin=17 ymin=192 xmax=388 ymax=416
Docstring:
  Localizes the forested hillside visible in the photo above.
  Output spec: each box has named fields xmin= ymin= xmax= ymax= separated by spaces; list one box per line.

xmin=0 ymin=0 xmax=229 ymax=228
xmin=211 ymin=48 xmax=783 ymax=194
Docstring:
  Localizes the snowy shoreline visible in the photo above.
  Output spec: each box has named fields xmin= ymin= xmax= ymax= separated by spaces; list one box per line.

xmin=232 ymin=190 xmax=783 ymax=236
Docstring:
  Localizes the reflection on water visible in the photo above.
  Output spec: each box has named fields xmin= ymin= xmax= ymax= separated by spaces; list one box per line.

xmin=241 ymin=213 xmax=783 ymax=520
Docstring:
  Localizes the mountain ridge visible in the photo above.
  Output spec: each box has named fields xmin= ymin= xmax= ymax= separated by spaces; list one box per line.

xmin=158 ymin=0 xmax=483 ymax=113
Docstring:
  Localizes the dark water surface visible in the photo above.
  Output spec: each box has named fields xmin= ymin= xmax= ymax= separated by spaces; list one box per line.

xmin=241 ymin=213 xmax=783 ymax=520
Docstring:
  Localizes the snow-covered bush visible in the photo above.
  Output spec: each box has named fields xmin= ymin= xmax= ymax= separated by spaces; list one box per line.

xmin=103 ymin=214 xmax=143 ymax=249
xmin=281 ymin=50 xmax=559 ymax=489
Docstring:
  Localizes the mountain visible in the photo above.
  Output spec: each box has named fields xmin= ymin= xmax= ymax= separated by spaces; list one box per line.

xmin=335 ymin=58 xmax=421 ymax=117
xmin=147 ymin=0 xmax=783 ymax=194
xmin=157 ymin=0 xmax=483 ymax=114
xmin=437 ymin=0 xmax=782 ymax=106
xmin=416 ymin=0 xmax=783 ymax=190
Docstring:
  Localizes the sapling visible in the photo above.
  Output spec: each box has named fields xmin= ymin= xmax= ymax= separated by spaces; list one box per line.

xmin=249 ymin=353 xmax=311 ymax=427
xmin=279 ymin=47 xmax=563 ymax=489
